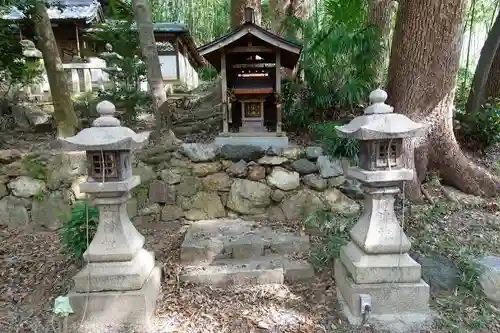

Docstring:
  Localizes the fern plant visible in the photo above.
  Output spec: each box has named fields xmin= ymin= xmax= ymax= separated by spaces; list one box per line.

xmin=60 ymin=201 xmax=99 ymax=259
xmin=280 ymin=0 xmax=383 ymax=131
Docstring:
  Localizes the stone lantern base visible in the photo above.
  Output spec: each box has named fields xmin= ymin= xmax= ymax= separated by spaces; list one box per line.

xmin=334 ymin=187 xmax=433 ymax=332
xmin=335 ymin=260 xmax=432 ymax=332
xmin=67 ymin=265 xmax=162 ymax=330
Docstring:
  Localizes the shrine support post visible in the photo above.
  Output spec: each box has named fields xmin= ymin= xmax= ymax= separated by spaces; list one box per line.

xmin=221 ymin=50 xmax=229 ymax=134
xmin=275 ymin=50 xmax=282 ymax=135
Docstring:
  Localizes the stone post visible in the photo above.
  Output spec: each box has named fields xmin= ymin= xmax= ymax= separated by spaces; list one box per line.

xmin=334 ymin=89 xmax=432 ymax=331
xmin=59 ymin=101 xmax=161 ymax=329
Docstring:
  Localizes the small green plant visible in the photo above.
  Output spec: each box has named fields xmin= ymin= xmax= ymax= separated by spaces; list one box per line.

xmin=33 ymin=190 xmax=45 ymax=201
xmin=60 ymin=201 xmax=99 ymax=259
xmin=455 ymin=99 xmax=500 ymax=151
xmin=22 ymin=156 xmax=47 ymax=180
xmin=302 ymin=209 xmax=359 ymax=268
xmin=310 ymin=121 xmax=360 ymax=162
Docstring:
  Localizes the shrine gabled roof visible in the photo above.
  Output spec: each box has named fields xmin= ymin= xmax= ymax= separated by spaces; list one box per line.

xmin=2 ymin=0 xmax=103 ymax=23
xmin=198 ymin=22 xmax=302 ymax=70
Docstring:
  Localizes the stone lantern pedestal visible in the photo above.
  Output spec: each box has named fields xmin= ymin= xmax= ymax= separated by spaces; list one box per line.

xmin=334 ymin=89 xmax=432 ymax=332
xmin=59 ymin=101 xmax=161 ymax=329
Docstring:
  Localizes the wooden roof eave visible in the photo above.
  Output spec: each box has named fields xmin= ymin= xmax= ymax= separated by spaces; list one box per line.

xmin=179 ymin=33 xmax=207 ymax=68
xmin=198 ymin=23 xmax=302 ymax=70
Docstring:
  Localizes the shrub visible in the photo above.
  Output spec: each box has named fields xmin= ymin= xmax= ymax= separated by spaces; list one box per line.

xmin=310 ymin=120 xmax=360 ymax=162
xmin=85 ymin=20 xmax=152 ymax=127
xmin=455 ymin=99 xmax=500 ymax=152
xmin=302 ymin=209 xmax=358 ymax=268
xmin=60 ymin=201 xmax=99 ymax=259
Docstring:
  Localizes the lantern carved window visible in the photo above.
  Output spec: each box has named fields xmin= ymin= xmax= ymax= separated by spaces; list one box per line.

xmin=88 ymin=151 xmax=118 ymax=180
xmin=375 ymin=142 xmax=398 ymax=168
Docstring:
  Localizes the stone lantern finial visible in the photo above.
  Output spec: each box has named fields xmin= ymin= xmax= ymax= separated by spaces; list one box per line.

xmin=369 ymin=88 xmax=388 ymax=104
xmin=365 ymin=88 xmax=393 ymax=115
xmin=92 ymin=100 xmax=121 ymax=127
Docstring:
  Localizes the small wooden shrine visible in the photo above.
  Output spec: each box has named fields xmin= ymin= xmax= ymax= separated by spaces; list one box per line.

xmin=197 ymin=7 xmax=302 ymax=148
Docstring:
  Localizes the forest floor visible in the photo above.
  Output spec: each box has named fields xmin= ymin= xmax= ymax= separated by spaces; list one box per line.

xmin=1 ymin=131 xmax=500 ymax=333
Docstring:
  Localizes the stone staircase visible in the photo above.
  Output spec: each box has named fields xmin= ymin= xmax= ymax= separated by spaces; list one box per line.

xmin=179 ymin=219 xmax=315 ymax=286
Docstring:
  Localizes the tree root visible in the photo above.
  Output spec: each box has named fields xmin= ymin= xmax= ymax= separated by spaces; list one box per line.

xmin=433 ymin=139 xmax=500 ymax=197
xmin=420 ymin=185 xmax=435 ymax=204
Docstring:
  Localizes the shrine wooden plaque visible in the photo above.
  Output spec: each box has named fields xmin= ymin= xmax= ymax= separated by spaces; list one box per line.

xmin=244 ymin=102 xmax=262 ymax=118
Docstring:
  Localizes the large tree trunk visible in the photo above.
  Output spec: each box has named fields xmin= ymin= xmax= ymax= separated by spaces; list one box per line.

xmin=269 ymin=0 xmax=288 ymax=33
xmin=268 ymin=0 xmax=308 ymax=34
xmin=32 ymin=1 xmax=78 ymax=138
xmin=132 ymin=0 xmax=173 ymax=142
xmin=231 ymin=0 xmax=262 ymax=28
xmin=367 ymin=0 xmax=396 ymax=86
xmin=268 ymin=0 xmax=306 ymax=79
xmin=466 ymin=11 xmax=500 ymax=113
xmin=387 ymin=0 xmax=499 ymax=201
xmin=484 ymin=46 xmax=500 ymax=100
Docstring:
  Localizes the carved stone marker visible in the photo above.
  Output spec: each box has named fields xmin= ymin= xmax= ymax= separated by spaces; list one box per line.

xmin=334 ymin=89 xmax=432 ymax=331
xmin=60 ymin=101 xmax=161 ymax=329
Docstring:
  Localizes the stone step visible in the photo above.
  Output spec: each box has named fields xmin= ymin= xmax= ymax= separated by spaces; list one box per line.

xmin=180 ymin=255 xmax=314 ymax=287
xmin=180 ymin=219 xmax=310 ymax=265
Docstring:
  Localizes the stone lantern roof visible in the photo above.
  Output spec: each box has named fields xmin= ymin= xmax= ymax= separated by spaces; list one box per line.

xmin=59 ymin=101 xmax=149 ymax=151
xmin=335 ymin=89 xmax=428 ymax=140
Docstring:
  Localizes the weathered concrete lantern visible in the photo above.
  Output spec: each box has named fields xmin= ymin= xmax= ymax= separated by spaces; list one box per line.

xmin=59 ymin=101 xmax=161 ymax=329
xmin=334 ymin=89 xmax=432 ymax=331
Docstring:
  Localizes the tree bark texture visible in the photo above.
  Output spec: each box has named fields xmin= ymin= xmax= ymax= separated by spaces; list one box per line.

xmin=387 ymin=0 xmax=499 ymax=201
xmin=231 ymin=0 xmax=262 ymax=28
xmin=268 ymin=0 xmax=308 ymax=34
xmin=466 ymin=11 xmax=500 ymax=113
xmin=131 ymin=0 xmax=170 ymax=140
xmin=484 ymin=35 xmax=500 ymax=101
xmin=367 ymin=0 xmax=396 ymax=86
xmin=32 ymin=1 xmax=78 ymax=138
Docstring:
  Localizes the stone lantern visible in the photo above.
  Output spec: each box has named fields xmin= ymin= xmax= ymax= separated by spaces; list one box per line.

xmin=20 ymin=40 xmax=44 ymax=98
xmin=334 ymin=89 xmax=431 ymax=330
xmin=59 ymin=101 xmax=161 ymax=329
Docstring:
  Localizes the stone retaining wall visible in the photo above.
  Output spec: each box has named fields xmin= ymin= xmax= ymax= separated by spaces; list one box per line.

xmin=0 ymin=143 xmax=361 ymax=231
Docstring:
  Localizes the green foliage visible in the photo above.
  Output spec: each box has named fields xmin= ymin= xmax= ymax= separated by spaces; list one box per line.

xmin=407 ymin=201 xmax=498 ymax=332
xmin=302 ymin=209 xmax=358 ymax=268
xmin=455 ymin=98 xmax=500 ymax=151
xmin=150 ymin=0 xmax=230 ymax=46
xmin=280 ymin=0 xmax=383 ymax=131
xmin=455 ymin=66 xmax=474 ymax=110
xmin=310 ymin=120 xmax=359 ymax=161
xmin=148 ymin=0 xmax=230 ymax=81
xmin=60 ymin=201 xmax=99 ymax=259
xmin=22 ymin=156 xmax=47 ymax=180
xmin=84 ymin=20 xmax=152 ymax=126
xmin=198 ymin=65 xmax=219 ymax=81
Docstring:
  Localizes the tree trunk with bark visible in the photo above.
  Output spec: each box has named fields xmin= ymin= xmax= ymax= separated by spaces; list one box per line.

xmin=268 ymin=0 xmax=308 ymax=34
xmin=32 ymin=1 xmax=78 ymax=138
xmin=387 ymin=0 xmax=499 ymax=201
xmin=466 ymin=11 xmax=500 ymax=113
xmin=231 ymin=0 xmax=262 ymax=28
xmin=367 ymin=0 xmax=395 ymax=86
xmin=484 ymin=46 xmax=500 ymax=100
xmin=132 ymin=0 xmax=174 ymax=142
